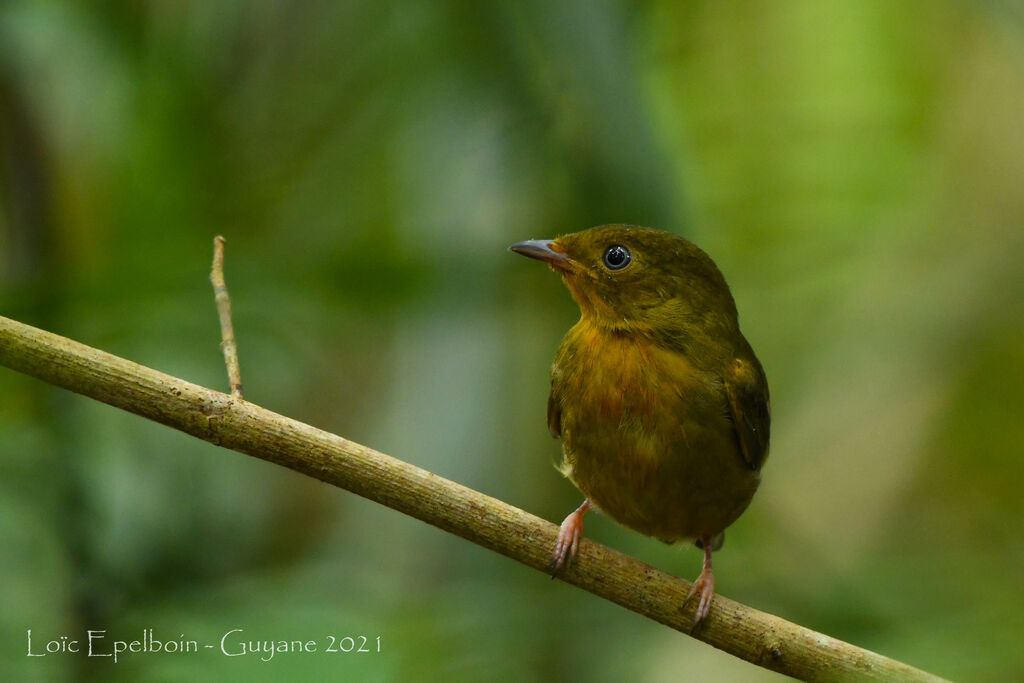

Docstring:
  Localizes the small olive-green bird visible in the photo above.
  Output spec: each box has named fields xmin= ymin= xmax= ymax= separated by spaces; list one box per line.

xmin=510 ymin=224 xmax=769 ymax=626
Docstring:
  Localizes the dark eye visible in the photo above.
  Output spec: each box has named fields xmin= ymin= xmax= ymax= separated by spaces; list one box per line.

xmin=602 ymin=245 xmax=632 ymax=270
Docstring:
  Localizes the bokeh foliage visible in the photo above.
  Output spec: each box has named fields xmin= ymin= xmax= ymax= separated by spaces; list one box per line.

xmin=2 ymin=1 xmax=1023 ymax=681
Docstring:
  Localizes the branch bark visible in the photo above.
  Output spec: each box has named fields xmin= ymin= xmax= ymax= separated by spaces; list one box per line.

xmin=0 ymin=315 xmax=947 ymax=682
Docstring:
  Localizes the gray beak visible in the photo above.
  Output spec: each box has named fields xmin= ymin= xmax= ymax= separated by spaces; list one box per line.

xmin=509 ymin=239 xmax=569 ymax=264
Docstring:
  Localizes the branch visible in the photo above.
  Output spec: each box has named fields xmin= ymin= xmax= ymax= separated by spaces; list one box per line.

xmin=0 ymin=315 xmax=947 ymax=682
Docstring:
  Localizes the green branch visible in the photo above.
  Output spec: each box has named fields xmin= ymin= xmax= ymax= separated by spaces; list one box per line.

xmin=0 ymin=315 xmax=946 ymax=682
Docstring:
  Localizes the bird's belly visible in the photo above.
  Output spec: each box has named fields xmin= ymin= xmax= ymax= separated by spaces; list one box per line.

xmin=555 ymin=337 xmax=759 ymax=542
xmin=565 ymin=420 xmax=759 ymax=542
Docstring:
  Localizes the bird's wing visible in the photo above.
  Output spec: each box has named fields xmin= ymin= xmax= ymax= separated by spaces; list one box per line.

xmin=546 ymin=389 xmax=562 ymax=439
xmin=724 ymin=356 xmax=770 ymax=470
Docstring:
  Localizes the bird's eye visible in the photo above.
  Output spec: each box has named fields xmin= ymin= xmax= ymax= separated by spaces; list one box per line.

xmin=602 ymin=245 xmax=632 ymax=270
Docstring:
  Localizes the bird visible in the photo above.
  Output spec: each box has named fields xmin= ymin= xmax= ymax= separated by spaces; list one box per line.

xmin=510 ymin=224 xmax=770 ymax=627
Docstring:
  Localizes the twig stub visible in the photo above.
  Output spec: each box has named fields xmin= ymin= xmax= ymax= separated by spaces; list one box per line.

xmin=210 ymin=235 xmax=244 ymax=399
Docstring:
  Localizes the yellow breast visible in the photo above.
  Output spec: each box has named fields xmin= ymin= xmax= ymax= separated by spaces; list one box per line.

xmin=551 ymin=319 xmax=759 ymax=541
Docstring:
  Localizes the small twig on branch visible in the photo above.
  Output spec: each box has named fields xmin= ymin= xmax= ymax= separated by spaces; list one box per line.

xmin=0 ymin=315 xmax=948 ymax=682
xmin=210 ymin=235 xmax=243 ymax=398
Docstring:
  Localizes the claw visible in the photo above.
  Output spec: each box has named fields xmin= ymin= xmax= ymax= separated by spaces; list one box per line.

xmin=548 ymin=499 xmax=590 ymax=576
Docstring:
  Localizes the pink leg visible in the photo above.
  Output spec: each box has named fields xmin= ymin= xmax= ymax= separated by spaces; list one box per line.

xmin=547 ymin=499 xmax=591 ymax=575
xmin=684 ymin=535 xmax=715 ymax=629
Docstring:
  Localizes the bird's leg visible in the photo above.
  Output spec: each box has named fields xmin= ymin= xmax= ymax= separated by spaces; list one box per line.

xmin=684 ymin=535 xmax=715 ymax=629
xmin=547 ymin=499 xmax=591 ymax=575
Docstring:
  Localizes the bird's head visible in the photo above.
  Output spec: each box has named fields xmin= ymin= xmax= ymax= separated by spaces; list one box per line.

xmin=511 ymin=225 xmax=739 ymax=340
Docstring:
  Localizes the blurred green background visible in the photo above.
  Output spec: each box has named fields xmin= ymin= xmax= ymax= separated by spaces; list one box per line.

xmin=2 ymin=1 xmax=1023 ymax=681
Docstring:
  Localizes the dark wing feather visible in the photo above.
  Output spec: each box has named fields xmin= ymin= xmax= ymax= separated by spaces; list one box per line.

xmin=547 ymin=390 xmax=562 ymax=439
xmin=724 ymin=356 xmax=770 ymax=470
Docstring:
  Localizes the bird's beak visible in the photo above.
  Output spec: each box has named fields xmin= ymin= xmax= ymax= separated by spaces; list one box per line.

xmin=508 ymin=239 xmax=569 ymax=265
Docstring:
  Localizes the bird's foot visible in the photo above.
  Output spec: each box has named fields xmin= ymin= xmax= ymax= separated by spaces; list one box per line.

xmin=684 ymin=566 xmax=715 ymax=629
xmin=546 ymin=499 xmax=591 ymax=576
xmin=683 ymin=536 xmax=716 ymax=629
